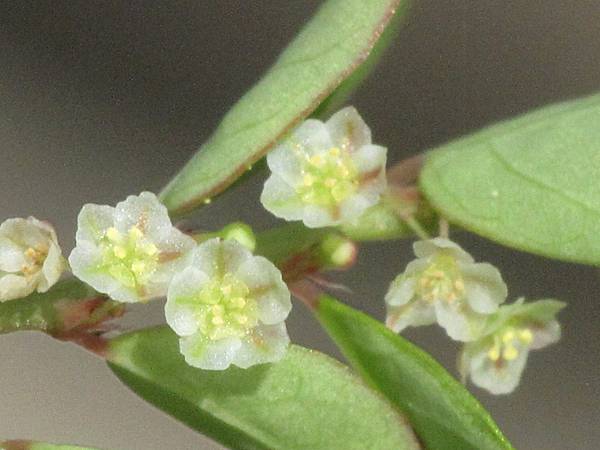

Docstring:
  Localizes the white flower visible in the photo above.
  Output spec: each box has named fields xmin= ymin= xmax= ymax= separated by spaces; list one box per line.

xmin=261 ymin=106 xmax=387 ymax=228
xmin=69 ymin=192 xmax=195 ymax=303
xmin=459 ymin=298 xmax=565 ymax=395
xmin=385 ymin=238 xmax=507 ymax=341
xmin=0 ymin=217 xmax=66 ymax=301
xmin=165 ymin=238 xmax=292 ymax=370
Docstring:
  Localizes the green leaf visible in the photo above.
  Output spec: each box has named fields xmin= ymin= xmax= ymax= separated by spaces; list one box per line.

xmin=315 ymin=296 xmax=514 ymax=450
xmin=0 ymin=441 xmax=100 ymax=450
xmin=420 ymin=93 xmax=600 ymax=265
xmin=160 ymin=0 xmax=408 ymax=216
xmin=107 ymin=326 xmax=420 ymax=450
xmin=0 ymin=278 xmax=123 ymax=336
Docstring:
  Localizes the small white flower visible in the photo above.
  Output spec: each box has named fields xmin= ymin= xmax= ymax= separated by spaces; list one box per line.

xmin=0 ymin=217 xmax=66 ymax=301
xmin=165 ymin=238 xmax=292 ymax=370
xmin=459 ymin=298 xmax=565 ymax=395
xmin=69 ymin=192 xmax=195 ymax=303
xmin=261 ymin=106 xmax=387 ymax=228
xmin=385 ymin=238 xmax=507 ymax=341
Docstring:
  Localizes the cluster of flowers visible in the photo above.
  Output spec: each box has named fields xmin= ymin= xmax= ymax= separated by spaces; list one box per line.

xmin=0 ymin=106 xmax=564 ymax=392
xmin=385 ymin=238 xmax=564 ymax=394
xmin=261 ymin=106 xmax=564 ymax=395
xmin=0 ymin=192 xmax=292 ymax=370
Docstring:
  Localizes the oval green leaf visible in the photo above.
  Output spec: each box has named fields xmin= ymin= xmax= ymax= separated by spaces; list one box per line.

xmin=420 ymin=93 xmax=600 ymax=265
xmin=160 ymin=0 xmax=407 ymax=216
xmin=315 ymin=296 xmax=514 ymax=450
xmin=107 ymin=326 xmax=420 ymax=450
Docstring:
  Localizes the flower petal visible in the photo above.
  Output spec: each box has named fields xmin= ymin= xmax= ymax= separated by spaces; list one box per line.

xmin=289 ymin=119 xmax=333 ymax=156
xmin=386 ymin=300 xmax=436 ymax=333
xmin=76 ymin=204 xmax=115 ymax=244
xmin=325 ymin=106 xmax=371 ymax=152
xmin=302 ymin=204 xmax=337 ymax=228
xmin=180 ymin=333 xmax=242 ymax=370
xmin=233 ymin=322 xmax=290 ymax=368
xmin=530 ymin=320 xmax=561 ymax=350
xmin=434 ymin=301 xmax=482 ymax=342
xmin=113 ymin=191 xmax=172 ymax=241
xmin=0 ymin=237 xmax=26 ymax=272
xmin=266 ymin=144 xmax=304 ymax=186
xmin=385 ymin=275 xmax=416 ymax=307
xmin=165 ymin=267 xmax=211 ymax=336
xmin=0 ymin=273 xmax=36 ymax=301
xmin=69 ymin=242 xmax=122 ymax=299
xmin=235 ymin=256 xmax=291 ymax=325
xmin=352 ymin=144 xmax=387 ymax=176
xmin=260 ymin=174 xmax=305 ymax=222
xmin=413 ymin=238 xmax=474 ymax=263
xmin=469 ymin=345 xmax=529 ymax=395
xmin=39 ymin=243 xmax=64 ymax=293
xmin=461 ymin=262 xmax=507 ymax=313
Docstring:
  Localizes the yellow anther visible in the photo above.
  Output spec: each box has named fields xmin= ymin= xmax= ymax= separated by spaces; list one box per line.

xmin=431 ymin=270 xmax=445 ymax=278
xmin=211 ymin=305 xmax=224 ymax=315
xmin=128 ymin=226 xmax=144 ymax=240
xmin=487 ymin=346 xmax=501 ymax=361
xmin=232 ymin=297 xmax=246 ymax=308
xmin=446 ymin=292 xmax=457 ymax=302
xmin=203 ymin=198 xmax=212 ymax=205
xmin=420 ymin=277 xmax=430 ymax=288
xmin=211 ymin=315 xmax=224 ymax=326
xmin=309 ymin=154 xmax=324 ymax=167
xmin=220 ymin=284 xmax=232 ymax=296
xmin=454 ymin=279 xmax=465 ymax=292
xmin=24 ymin=248 xmax=37 ymax=259
xmin=143 ymin=243 xmax=158 ymax=256
xmin=503 ymin=345 xmax=519 ymax=361
xmin=303 ymin=174 xmax=315 ymax=186
xmin=113 ymin=246 xmax=127 ymax=259
xmin=131 ymin=260 xmax=145 ymax=274
xmin=329 ymin=147 xmax=340 ymax=157
xmin=502 ymin=330 xmax=515 ymax=343
xmin=324 ymin=178 xmax=337 ymax=187
xmin=106 ymin=227 xmax=120 ymax=242
xmin=519 ymin=328 xmax=533 ymax=344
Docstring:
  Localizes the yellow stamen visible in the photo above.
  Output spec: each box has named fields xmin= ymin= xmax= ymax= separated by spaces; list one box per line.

xmin=519 ymin=328 xmax=533 ymax=344
xmin=488 ymin=346 xmax=501 ymax=361
xmin=128 ymin=226 xmax=144 ymax=240
xmin=106 ymin=227 xmax=120 ymax=242
xmin=502 ymin=330 xmax=515 ymax=343
xmin=113 ymin=246 xmax=127 ymax=259
xmin=503 ymin=345 xmax=519 ymax=361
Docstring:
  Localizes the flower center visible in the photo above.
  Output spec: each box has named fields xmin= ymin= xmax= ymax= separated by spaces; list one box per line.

xmin=487 ymin=327 xmax=533 ymax=363
xmin=416 ymin=254 xmax=465 ymax=303
xmin=195 ymin=273 xmax=258 ymax=340
xmin=99 ymin=226 xmax=159 ymax=289
xmin=296 ymin=147 xmax=359 ymax=206
xmin=21 ymin=245 xmax=49 ymax=277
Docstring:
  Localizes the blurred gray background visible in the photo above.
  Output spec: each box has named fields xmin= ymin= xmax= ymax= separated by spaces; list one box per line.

xmin=1 ymin=1 xmax=599 ymax=449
